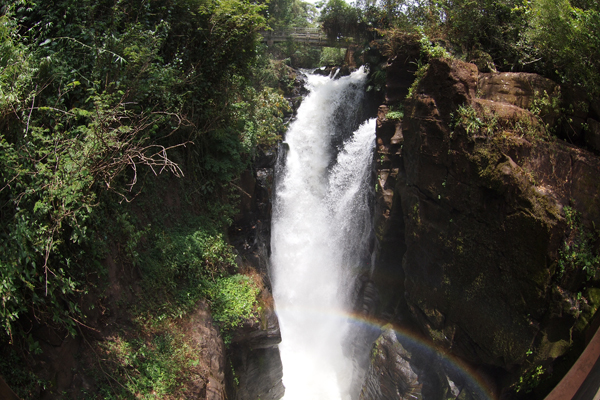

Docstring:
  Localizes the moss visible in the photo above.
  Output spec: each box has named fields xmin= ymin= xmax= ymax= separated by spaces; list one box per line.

xmin=537 ymin=333 xmax=572 ymax=360
xmin=587 ymin=287 xmax=600 ymax=305
xmin=406 ymin=63 xmax=429 ymax=99
xmin=574 ymin=287 xmax=600 ymax=332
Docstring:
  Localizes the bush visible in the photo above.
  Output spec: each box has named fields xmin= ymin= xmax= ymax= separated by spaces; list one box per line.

xmin=204 ymin=275 xmax=260 ymax=342
xmin=527 ymin=0 xmax=600 ymax=95
xmin=559 ymin=206 xmax=600 ymax=280
xmin=94 ymin=323 xmax=204 ymax=399
xmin=0 ymin=0 xmax=281 ymax=344
xmin=320 ymin=47 xmax=347 ymax=66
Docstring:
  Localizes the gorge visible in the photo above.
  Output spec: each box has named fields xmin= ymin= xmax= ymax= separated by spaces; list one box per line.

xmin=3 ymin=1 xmax=600 ymax=398
xmin=5 ymin=54 xmax=599 ymax=400
xmin=263 ymin=54 xmax=600 ymax=399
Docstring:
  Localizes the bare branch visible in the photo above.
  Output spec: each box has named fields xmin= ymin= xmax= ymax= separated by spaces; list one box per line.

xmin=25 ymin=86 xmax=37 ymax=136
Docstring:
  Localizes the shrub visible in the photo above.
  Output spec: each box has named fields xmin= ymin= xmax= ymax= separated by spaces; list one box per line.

xmin=204 ymin=275 xmax=260 ymax=343
xmin=558 ymin=206 xmax=600 ymax=280
xmin=527 ymin=0 xmax=600 ymax=96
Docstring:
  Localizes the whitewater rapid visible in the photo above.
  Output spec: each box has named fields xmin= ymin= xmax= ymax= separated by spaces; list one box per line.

xmin=270 ymin=67 xmax=375 ymax=400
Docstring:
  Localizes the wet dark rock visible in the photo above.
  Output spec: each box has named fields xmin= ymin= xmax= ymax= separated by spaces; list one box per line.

xmin=348 ymin=276 xmax=384 ymax=399
xmin=369 ymin=55 xmax=600 ymax=397
xmin=228 ymin=143 xmax=285 ymax=400
xmin=313 ymin=65 xmax=353 ymax=79
xmin=285 ymin=69 xmax=309 ymax=115
xmin=359 ymin=327 xmax=420 ymax=400
xmin=359 ymin=326 xmax=487 ymax=400
xmin=230 ymin=147 xmax=277 ymax=280
xmin=186 ymin=302 xmax=229 ymax=400
xmin=384 ymin=39 xmax=420 ymax=104
xmin=227 ymin=306 xmax=285 ymax=400
xmin=372 ymin=105 xmax=408 ymax=320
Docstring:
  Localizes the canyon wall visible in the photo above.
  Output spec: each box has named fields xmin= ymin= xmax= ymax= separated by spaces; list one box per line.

xmin=367 ymin=53 xmax=600 ymax=398
xmin=228 ymin=146 xmax=285 ymax=400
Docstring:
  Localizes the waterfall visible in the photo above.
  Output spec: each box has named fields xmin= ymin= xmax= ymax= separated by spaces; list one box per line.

xmin=270 ymin=67 xmax=375 ymax=400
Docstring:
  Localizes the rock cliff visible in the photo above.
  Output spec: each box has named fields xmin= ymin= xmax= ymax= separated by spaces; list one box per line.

xmin=367 ymin=54 xmax=600 ymax=398
xmin=228 ymin=146 xmax=285 ymax=400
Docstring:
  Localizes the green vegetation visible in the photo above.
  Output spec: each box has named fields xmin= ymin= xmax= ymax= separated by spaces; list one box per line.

xmin=452 ymin=104 xmax=549 ymax=141
xmin=558 ymin=206 xmax=600 ymax=280
xmin=266 ymin=0 xmax=318 ymax=29
xmin=529 ymin=89 xmax=562 ymax=130
xmin=527 ymin=0 xmax=600 ymax=95
xmin=320 ymin=46 xmax=347 ymax=65
xmin=205 ymin=275 xmax=260 ymax=343
xmin=93 ymin=326 xmax=202 ymax=400
xmin=406 ymin=62 xmax=428 ymax=99
xmin=319 ymin=0 xmax=360 ymax=41
xmin=0 ymin=344 xmax=43 ymax=398
xmin=385 ymin=105 xmax=404 ymax=121
xmin=311 ymin=0 xmax=600 ymax=98
xmin=514 ymin=365 xmax=547 ymax=393
xmin=79 ymin=210 xmax=263 ymax=397
xmin=0 ymin=0 xmax=290 ymax=396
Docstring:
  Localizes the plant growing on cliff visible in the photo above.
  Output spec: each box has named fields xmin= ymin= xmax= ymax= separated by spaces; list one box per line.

xmin=514 ymin=365 xmax=546 ymax=393
xmin=405 ymin=32 xmax=452 ymax=100
xmin=452 ymin=104 xmax=549 ymax=141
xmin=452 ymin=105 xmax=486 ymax=135
xmin=144 ymin=218 xmax=261 ymax=339
xmin=385 ymin=105 xmax=404 ymax=121
xmin=406 ymin=62 xmax=429 ymax=99
xmin=418 ymin=31 xmax=451 ymax=60
xmin=530 ymin=89 xmax=561 ymax=122
xmin=558 ymin=206 xmax=600 ymax=280
xmin=92 ymin=321 xmax=205 ymax=399
xmin=204 ymin=274 xmax=260 ymax=344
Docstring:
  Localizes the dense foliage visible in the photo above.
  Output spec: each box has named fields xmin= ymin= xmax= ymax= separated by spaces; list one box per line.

xmin=319 ymin=0 xmax=360 ymax=40
xmin=316 ymin=0 xmax=600 ymax=96
xmin=0 ymin=0 xmax=288 ymax=349
xmin=527 ymin=0 xmax=600 ymax=94
xmin=2 ymin=0 xmax=597 ymax=396
xmin=266 ymin=0 xmax=318 ymax=28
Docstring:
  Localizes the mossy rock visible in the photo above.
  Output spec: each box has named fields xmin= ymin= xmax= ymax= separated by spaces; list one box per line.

xmin=574 ymin=287 xmax=600 ymax=332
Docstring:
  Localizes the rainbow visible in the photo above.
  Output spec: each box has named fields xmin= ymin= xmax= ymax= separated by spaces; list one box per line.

xmin=275 ymin=305 xmax=498 ymax=400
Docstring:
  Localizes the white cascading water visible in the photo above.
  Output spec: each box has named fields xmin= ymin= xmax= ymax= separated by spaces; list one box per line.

xmin=270 ymin=67 xmax=376 ymax=400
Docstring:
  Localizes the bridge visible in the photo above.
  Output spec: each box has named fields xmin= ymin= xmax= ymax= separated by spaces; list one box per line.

xmin=545 ymin=322 xmax=600 ymax=400
xmin=260 ymin=27 xmax=353 ymax=47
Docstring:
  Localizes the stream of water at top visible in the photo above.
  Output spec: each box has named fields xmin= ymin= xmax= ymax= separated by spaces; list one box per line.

xmin=270 ymin=67 xmax=376 ymax=399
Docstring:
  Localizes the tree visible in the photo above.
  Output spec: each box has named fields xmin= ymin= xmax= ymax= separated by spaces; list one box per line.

xmin=319 ymin=0 xmax=360 ymax=40
xmin=527 ymin=0 xmax=600 ymax=95
xmin=0 ymin=0 xmax=284 ymax=340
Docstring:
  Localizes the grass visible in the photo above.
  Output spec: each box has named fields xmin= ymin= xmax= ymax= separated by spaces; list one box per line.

xmin=88 ymin=319 xmax=205 ymax=400
xmin=79 ymin=185 xmax=263 ymax=398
